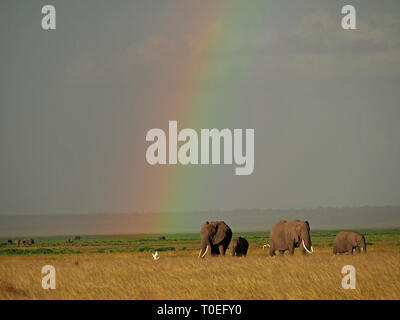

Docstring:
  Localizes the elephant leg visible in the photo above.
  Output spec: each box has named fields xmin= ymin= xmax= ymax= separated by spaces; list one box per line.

xmin=210 ymin=245 xmax=218 ymax=256
xmin=269 ymin=246 xmax=276 ymax=256
xmin=219 ymin=244 xmax=225 ymax=256
xmin=223 ymin=243 xmax=230 ymax=255
xmin=356 ymin=247 xmax=361 ymax=254
xmin=288 ymin=244 xmax=295 ymax=255
xmin=300 ymin=245 xmax=306 ymax=255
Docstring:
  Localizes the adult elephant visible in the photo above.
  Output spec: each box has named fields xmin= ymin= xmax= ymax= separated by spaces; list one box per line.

xmin=229 ymin=237 xmax=249 ymax=257
xmin=333 ymin=231 xmax=366 ymax=254
xmin=199 ymin=221 xmax=232 ymax=258
xmin=268 ymin=220 xmax=313 ymax=256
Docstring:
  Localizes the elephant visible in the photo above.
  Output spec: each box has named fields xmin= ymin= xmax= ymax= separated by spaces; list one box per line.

xmin=15 ymin=240 xmax=22 ymax=246
xmin=229 ymin=237 xmax=249 ymax=257
xmin=268 ymin=220 xmax=313 ymax=256
xmin=26 ymin=239 xmax=34 ymax=245
xmin=74 ymin=235 xmax=81 ymax=240
xmin=333 ymin=231 xmax=366 ymax=254
xmin=7 ymin=240 xmax=12 ymax=244
xmin=199 ymin=221 xmax=232 ymax=258
xmin=66 ymin=238 xmax=73 ymax=243
xmin=156 ymin=236 xmax=166 ymax=241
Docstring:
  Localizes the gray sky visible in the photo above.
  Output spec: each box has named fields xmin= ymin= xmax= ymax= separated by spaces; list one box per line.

xmin=1 ymin=0 xmax=400 ymax=215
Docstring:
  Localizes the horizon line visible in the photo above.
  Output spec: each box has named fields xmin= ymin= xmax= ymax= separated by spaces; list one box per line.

xmin=1 ymin=204 xmax=399 ymax=217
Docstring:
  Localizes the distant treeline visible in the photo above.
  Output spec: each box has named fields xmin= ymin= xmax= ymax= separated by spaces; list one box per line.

xmin=0 ymin=206 xmax=399 ymax=237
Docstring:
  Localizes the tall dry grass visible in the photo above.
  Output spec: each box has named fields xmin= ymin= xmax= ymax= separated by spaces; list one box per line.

xmin=0 ymin=248 xmax=399 ymax=300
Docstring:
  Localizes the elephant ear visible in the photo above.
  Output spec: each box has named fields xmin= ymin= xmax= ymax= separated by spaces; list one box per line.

xmin=212 ymin=223 xmax=228 ymax=245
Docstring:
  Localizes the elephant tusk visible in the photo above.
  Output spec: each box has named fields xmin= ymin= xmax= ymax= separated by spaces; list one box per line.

xmin=200 ymin=245 xmax=209 ymax=258
xmin=302 ymin=240 xmax=313 ymax=254
xmin=311 ymin=246 xmax=314 ymax=253
xmin=198 ymin=249 xmax=202 ymax=258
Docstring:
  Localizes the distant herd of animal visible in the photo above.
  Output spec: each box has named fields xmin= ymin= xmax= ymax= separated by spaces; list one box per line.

xmin=3 ymin=220 xmax=367 ymax=257
xmin=66 ymin=235 xmax=81 ymax=243
xmin=8 ymin=238 xmax=35 ymax=246
xmin=198 ymin=220 xmax=367 ymax=257
xmin=4 ymin=235 xmax=81 ymax=246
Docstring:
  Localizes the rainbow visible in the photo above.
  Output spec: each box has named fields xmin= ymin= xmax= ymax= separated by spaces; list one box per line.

xmin=130 ymin=1 xmax=267 ymax=232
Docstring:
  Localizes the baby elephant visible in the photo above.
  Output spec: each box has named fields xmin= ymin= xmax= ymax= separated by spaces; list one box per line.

xmin=333 ymin=231 xmax=366 ymax=254
xmin=230 ymin=237 xmax=249 ymax=257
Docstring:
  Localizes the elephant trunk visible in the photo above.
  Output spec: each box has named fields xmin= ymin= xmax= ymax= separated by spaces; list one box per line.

xmin=199 ymin=239 xmax=210 ymax=258
xmin=361 ymin=238 xmax=367 ymax=254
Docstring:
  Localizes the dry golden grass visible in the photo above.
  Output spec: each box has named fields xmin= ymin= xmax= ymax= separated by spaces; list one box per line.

xmin=0 ymin=247 xmax=399 ymax=300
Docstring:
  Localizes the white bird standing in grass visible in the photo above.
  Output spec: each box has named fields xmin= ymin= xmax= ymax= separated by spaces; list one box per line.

xmin=152 ymin=251 xmax=159 ymax=260
xmin=262 ymin=244 xmax=270 ymax=250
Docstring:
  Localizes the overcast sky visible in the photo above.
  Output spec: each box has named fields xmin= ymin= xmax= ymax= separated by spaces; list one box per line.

xmin=1 ymin=0 xmax=400 ymax=215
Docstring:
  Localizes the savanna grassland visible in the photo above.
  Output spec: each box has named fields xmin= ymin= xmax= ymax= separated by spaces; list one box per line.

xmin=0 ymin=229 xmax=399 ymax=300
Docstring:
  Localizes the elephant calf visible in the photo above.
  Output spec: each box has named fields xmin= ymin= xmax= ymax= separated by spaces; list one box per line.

xmin=333 ymin=231 xmax=366 ymax=254
xmin=229 ymin=237 xmax=249 ymax=257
